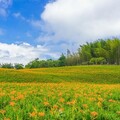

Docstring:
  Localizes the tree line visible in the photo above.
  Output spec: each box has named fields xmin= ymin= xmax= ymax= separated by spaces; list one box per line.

xmin=0 ymin=38 xmax=120 ymax=69
xmin=79 ymin=38 xmax=120 ymax=65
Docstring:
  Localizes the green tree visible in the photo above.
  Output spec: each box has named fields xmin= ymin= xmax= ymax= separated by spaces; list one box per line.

xmin=59 ymin=54 xmax=66 ymax=66
xmin=14 ymin=64 xmax=24 ymax=69
xmin=1 ymin=63 xmax=14 ymax=69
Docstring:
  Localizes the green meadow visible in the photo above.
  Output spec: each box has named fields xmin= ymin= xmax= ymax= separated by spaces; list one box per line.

xmin=0 ymin=65 xmax=120 ymax=84
xmin=0 ymin=66 xmax=120 ymax=120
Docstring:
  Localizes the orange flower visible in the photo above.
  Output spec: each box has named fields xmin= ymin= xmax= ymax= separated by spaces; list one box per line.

xmin=58 ymin=92 xmax=62 ymax=97
xmin=44 ymin=101 xmax=49 ymax=106
xmin=70 ymin=100 xmax=76 ymax=105
xmin=66 ymin=102 xmax=71 ymax=105
xmin=10 ymin=96 xmax=16 ymax=101
xmin=0 ymin=110 xmax=6 ymax=114
xmin=66 ymin=100 xmax=76 ymax=105
xmin=44 ymin=98 xmax=47 ymax=101
xmin=83 ymin=93 xmax=87 ymax=96
xmin=90 ymin=111 xmax=98 ymax=117
xmin=108 ymin=99 xmax=116 ymax=103
xmin=89 ymin=97 xmax=96 ymax=101
xmin=80 ymin=110 xmax=84 ymax=114
xmin=29 ymin=112 xmax=36 ymax=117
xmin=38 ymin=112 xmax=45 ymax=117
xmin=59 ymin=108 xmax=64 ymax=113
xmin=9 ymin=102 xmax=15 ymax=107
xmin=10 ymin=91 xmax=16 ymax=95
xmin=116 ymin=111 xmax=120 ymax=115
xmin=53 ymin=105 xmax=58 ymax=109
xmin=59 ymin=98 xmax=65 ymax=103
xmin=82 ymin=104 xmax=88 ymax=109
xmin=98 ymin=98 xmax=103 ymax=102
xmin=17 ymin=94 xmax=24 ymax=100
xmin=4 ymin=118 xmax=10 ymax=120
xmin=97 ymin=101 xmax=102 ymax=107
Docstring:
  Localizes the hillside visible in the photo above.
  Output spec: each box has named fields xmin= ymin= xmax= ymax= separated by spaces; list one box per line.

xmin=0 ymin=65 xmax=120 ymax=84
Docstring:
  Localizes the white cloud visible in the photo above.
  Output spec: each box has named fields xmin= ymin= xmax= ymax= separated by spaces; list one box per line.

xmin=0 ymin=0 xmax=12 ymax=16
xmin=13 ymin=12 xmax=44 ymax=28
xmin=0 ymin=42 xmax=59 ymax=65
xmin=36 ymin=0 xmax=120 ymax=45
xmin=13 ymin=12 xmax=29 ymax=22
xmin=30 ymin=20 xmax=42 ymax=29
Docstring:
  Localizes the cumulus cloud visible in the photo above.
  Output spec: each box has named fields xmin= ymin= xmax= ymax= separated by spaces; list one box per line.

xmin=0 ymin=0 xmax=12 ymax=16
xmin=0 ymin=42 xmax=59 ymax=65
xmin=35 ymin=0 xmax=120 ymax=45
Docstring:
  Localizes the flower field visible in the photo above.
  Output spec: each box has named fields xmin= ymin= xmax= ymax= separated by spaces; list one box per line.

xmin=0 ymin=66 xmax=120 ymax=120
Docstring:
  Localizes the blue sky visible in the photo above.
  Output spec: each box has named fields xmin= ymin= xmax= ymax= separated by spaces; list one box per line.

xmin=0 ymin=0 xmax=60 ymax=64
xmin=0 ymin=0 xmax=120 ymax=64
xmin=0 ymin=0 xmax=48 ymax=44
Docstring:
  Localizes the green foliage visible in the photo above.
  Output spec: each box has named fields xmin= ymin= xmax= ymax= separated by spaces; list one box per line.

xmin=78 ymin=38 xmax=120 ymax=65
xmin=47 ymin=59 xmax=60 ymax=67
xmin=25 ymin=59 xmax=60 ymax=68
xmin=14 ymin=64 xmax=24 ymax=69
xmin=1 ymin=63 xmax=14 ymax=69
xmin=66 ymin=51 xmax=81 ymax=66
xmin=90 ymin=57 xmax=106 ymax=64
xmin=25 ymin=58 xmax=41 ymax=68
xmin=58 ymin=54 xmax=66 ymax=66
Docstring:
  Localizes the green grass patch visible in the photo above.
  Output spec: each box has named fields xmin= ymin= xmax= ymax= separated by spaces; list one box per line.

xmin=0 ymin=65 xmax=120 ymax=84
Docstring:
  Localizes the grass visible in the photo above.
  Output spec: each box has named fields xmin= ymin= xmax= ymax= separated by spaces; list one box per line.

xmin=0 ymin=65 xmax=120 ymax=84
xmin=0 ymin=65 xmax=120 ymax=120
